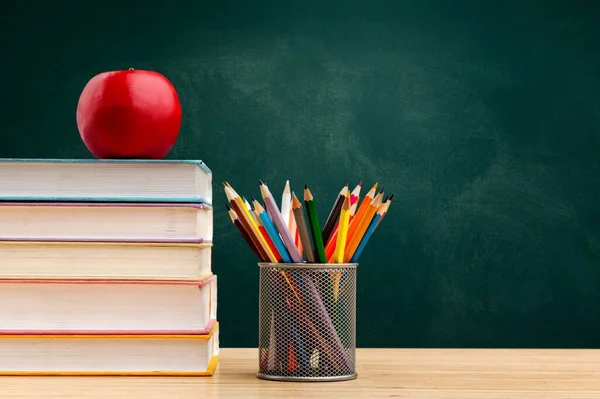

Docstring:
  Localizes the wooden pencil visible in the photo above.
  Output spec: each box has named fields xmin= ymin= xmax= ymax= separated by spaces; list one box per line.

xmin=224 ymin=184 xmax=279 ymax=263
xmin=291 ymin=192 xmax=316 ymax=263
xmin=259 ymin=180 xmax=304 ymax=263
xmin=322 ymin=184 xmax=348 ymax=243
xmin=349 ymin=181 xmax=363 ymax=216
xmin=290 ymin=206 xmax=302 ymax=253
xmin=333 ymin=193 xmax=351 ymax=264
xmin=253 ymin=197 xmax=292 ymax=263
xmin=377 ymin=194 xmax=393 ymax=226
xmin=343 ymin=192 xmax=384 ymax=263
xmin=226 ymin=204 xmax=263 ymax=261
xmin=304 ymin=184 xmax=327 ymax=263
xmin=281 ymin=180 xmax=292 ymax=228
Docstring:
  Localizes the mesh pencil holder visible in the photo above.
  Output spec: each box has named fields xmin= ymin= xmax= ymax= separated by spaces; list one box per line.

xmin=257 ymin=262 xmax=358 ymax=382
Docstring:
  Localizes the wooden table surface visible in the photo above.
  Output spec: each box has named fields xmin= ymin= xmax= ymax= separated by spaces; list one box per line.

xmin=3 ymin=348 xmax=600 ymax=398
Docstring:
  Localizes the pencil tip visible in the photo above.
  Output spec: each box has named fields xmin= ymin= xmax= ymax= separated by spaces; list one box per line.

xmin=258 ymin=179 xmax=264 ymax=185
xmin=251 ymin=195 xmax=257 ymax=201
xmin=358 ymin=180 xmax=363 ymax=186
xmin=388 ymin=194 xmax=394 ymax=200
xmin=304 ymin=184 xmax=308 ymax=189
xmin=225 ymin=203 xmax=231 ymax=210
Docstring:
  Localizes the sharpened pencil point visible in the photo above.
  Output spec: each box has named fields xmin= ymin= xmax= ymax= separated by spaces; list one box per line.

xmin=304 ymin=184 xmax=308 ymax=189
xmin=225 ymin=203 xmax=231 ymax=211
xmin=258 ymin=179 xmax=264 ymax=185
xmin=359 ymin=180 xmax=363 ymax=186
xmin=388 ymin=194 xmax=394 ymax=200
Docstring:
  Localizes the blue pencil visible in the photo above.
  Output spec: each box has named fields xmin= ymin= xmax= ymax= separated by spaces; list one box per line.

xmin=349 ymin=198 xmax=389 ymax=262
xmin=252 ymin=197 xmax=292 ymax=263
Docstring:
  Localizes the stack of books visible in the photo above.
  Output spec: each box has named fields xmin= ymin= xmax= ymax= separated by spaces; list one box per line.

xmin=0 ymin=159 xmax=218 ymax=376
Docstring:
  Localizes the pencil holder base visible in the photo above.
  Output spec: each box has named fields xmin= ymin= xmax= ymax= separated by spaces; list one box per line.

xmin=257 ymin=262 xmax=358 ymax=382
xmin=256 ymin=372 xmax=358 ymax=382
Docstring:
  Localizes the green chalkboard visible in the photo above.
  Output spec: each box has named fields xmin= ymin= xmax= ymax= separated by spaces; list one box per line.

xmin=2 ymin=0 xmax=600 ymax=348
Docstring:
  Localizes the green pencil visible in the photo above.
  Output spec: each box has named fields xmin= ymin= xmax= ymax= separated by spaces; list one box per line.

xmin=303 ymin=184 xmax=327 ymax=263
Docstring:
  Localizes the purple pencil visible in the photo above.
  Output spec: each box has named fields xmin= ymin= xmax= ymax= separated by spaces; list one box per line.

xmin=259 ymin=180 xmax=303 ymax=263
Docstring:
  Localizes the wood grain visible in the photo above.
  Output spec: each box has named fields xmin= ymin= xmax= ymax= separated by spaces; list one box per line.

xmin=3 ymin=348 xmax=600 ymax=398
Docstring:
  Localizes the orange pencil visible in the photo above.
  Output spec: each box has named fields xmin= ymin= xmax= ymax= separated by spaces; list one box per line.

xmin=343 ymin=192 xmax=383 ymax=263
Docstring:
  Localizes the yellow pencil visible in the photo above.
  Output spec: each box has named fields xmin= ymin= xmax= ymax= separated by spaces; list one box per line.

xmin=333 ymin=192 xmax=351 ymax=264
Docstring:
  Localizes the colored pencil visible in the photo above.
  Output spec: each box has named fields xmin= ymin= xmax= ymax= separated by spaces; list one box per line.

xmin=349 ymin=181 xmax=363 ymax=216
xmin=288 ymin=200 xmax=301 ymax=252
xmin=377 ymin=193 xmax=393 ymax=226
xmin=291 ymin=207 xmax=302 ymax=253
xmin=253 ymin=197 xmax=292 ymax=263
xmin=333 ymin=193 xmax=351 ymax=264
xmin=291 ymin=192 xmax=317 ymax=263
xmin=350 ymin=196 xmax=391 ymax=262
xmin=259 ymin=180 xmax=304 ymax=263
xmin=343 ymin=192 xmax=384 ymax=263
xmin=304 ymin=185 xmax=327 ymax=263
xmin=226 ymin=204 xmax=263 ymax=261
xmin=251 ymin=201 xmax=284 ymax=263
xmin=343 ymin=183 xmax=378 ymax=249
xmin=224 ymin=183 xmax=279 ymax=263
xmin=322 ymin=184 xmax=348 ymax=243
xmin=281 ymin=180 xmax=292 ymax=228
xmin=243 ymin=196 xmax=255 ymax=221
xmin=323 ymin=182 xmax=363 ymax=260
xmin=332 ymin=192 xmax=351 ymax=302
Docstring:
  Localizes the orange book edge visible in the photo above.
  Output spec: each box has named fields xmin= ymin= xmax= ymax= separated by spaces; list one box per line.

xmin=0 ymin=241 xmax=213 ymax=248
xmin=0 ymin=274 xmax=216 ymax=285
xmin=0 ymin=355 xmax=220 ymax=376
xmin=0 ymin=321 xmax=218 ymax=339
xmin=0 ymin=274 xmax=214 ymax=282
xmin=0 ymin=323 xmax=220 ymax=376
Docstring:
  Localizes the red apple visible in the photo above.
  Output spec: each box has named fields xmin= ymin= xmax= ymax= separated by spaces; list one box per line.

xmin=76 ymin=68 xmax=182 ymax=159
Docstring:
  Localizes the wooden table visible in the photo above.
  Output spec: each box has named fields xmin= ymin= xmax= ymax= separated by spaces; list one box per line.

xmin=3 ymin=348 xmax=600 ymax=398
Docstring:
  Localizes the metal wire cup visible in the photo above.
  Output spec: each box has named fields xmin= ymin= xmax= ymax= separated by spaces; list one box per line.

xmin=257 ymin=262 xmax=358 ymax=382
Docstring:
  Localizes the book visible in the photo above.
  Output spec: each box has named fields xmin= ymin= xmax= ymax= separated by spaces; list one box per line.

xmin=0 ymin=241 xmax=213 ymax=280
xmin=0 ymin=276 xmax=217 ymax=334
xmin=0 ymin=322 xmax=219 ymax=375
xmin=0 ymin=202 xmax=212 ymax=243
xmin=0 ymin=158 xmax=212 ymax=205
